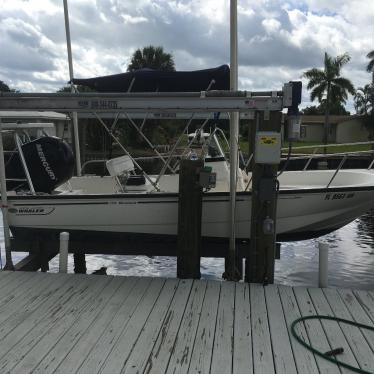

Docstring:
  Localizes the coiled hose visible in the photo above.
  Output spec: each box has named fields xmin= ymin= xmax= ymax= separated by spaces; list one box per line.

xmin=291 ymin=315 xmax=374 ymax=374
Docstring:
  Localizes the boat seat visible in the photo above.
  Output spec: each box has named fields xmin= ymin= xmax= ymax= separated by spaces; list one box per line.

xmin=126 ymin=175 xmax=146 ymax=186
xmin=106 ymin=155 xmax=134 ymax=176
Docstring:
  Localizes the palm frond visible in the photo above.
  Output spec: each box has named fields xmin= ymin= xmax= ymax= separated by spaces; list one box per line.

xmin=330 ymin=84 xmax=347 ymax=104
xmin=127 ymin=45 xmax=175 ymax=72
xmin=354 ymin=83 xmax=374 ymax=115
xmin=334 ymin=53 xmax=351 ymax=70
xmin=331 ymin=77 xmax=355 ymax=95
xmin=305 ymin=52 xmax=352 ymax=107
xmin=310 ymin=83 xmax=326 ymax=102
xmin=323 ymin=52 xmax=335 ymax=76
xmin=367 ymin=59 xmax=374 ymax=73
xmin=303 ymin=68 xmax=325 ymax=89
xmin=324 ymin=52 xmax=350 ymax=80
xmin=367 ymin=50 xmax=374 ymax=59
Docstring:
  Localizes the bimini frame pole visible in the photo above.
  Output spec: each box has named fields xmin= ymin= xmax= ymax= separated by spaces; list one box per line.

xmin=63 ymin=0 xmax=82 ymax=176
xmin=226 ymin=0 xmax=239 ymax=280
xmin=0 ymin=118 xmax=14 ymax=270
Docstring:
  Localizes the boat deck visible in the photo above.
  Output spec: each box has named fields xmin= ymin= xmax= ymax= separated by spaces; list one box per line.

xmin=0 ymin=271 xmax=373 ymax=373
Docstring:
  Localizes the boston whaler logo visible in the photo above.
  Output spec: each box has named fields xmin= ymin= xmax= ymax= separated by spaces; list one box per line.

xmin=10 ymin=206 xmax=55 ymax=215
xmin=36 ymin=144 xmax=56 ymax=181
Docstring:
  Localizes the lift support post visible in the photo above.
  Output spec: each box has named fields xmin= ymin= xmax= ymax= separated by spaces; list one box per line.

xmin=246 ymin=111 xmax=282 ymax=284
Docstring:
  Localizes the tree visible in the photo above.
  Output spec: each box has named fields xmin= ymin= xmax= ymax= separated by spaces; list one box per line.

xmin=354 ymin=84 xmax=374 ymax=141
xmin=366 ymin=51 xmax=374 ymax=83
xmin=302 ymin=101 xmax=350 ymax=115
xmin=354 ymin=84 xmax=374 ymax=116
xmin=301 ymin=105 xmax=321 ymax=115
xmin=126 ymin=46 xmax=176 ymax=149
xmin=0 ymin=80 xmax=17 ymax=92
xmin=57 ymin=84 xmax=95 ymax=93
xmin=303 ymin=52 xmax=355 ymax=146
xmin=127 ymin=46 xmax=175 ymax=72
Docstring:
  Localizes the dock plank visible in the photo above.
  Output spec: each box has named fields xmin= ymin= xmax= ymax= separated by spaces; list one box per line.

xmin=210 ymin=281 xmax=235 ymax=374
xmin=338 ymin=290 xmax=374 ymax=356
xmin=308 ymin=287 xmax=360 ymax=372
xmin=188 ymin=280 xmax=220 ymax=374
xmin=0 ymin=272 xmax=40 ymax=308
xmin=250 ymin=283 xmax=275 ymax=374
xmin=352 ymin=289 xmax=374 ymax=324
xmin=98 ymin=278 xmax=166 ymax=374
xmin=122 ymin=278 xmax=180 ymax=374
xmin=143 ymin=279 xmax=193 ymax=374
xmin=0 ymin=272 xmax=373 ymax=374
xmin=293 ymin=287 xmax=340 ymax=374
xmin=32 ymin=277 xmax=137 ymax=374
xmin=11 ymin=275 xmax=120 ymax=374
xmin=0 ymin=272 xmax=61 ymax=324
xmin=0 ymin=273 xmax=75 ymax=348
xmin=75 ymin=277 xmax=153 ymax=374
xmin=0 ymin=274 xmax=107 ymax=373
xmin=166 ymin=280 xmax=207 ymax=374
xmin=233 ymin=282 xmax=252 ymax=374
xmin=0 ymin=270 xmax=38 ymax=299
xmin=278 ymin=285 xmax=319 ymax=374
xmin=50 ymin=276 xmax=138 ymax=373
xmin=265 ymin=285 xmax=297 ymax=374
xmin=0 ymin=270 xmax=12 ymax=280
xmin=323 ymin=289 xmax=374 ymax=371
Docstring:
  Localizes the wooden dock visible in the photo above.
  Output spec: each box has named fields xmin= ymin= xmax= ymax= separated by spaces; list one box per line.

xmin=0 ymin=271 xmax=373 ymax=373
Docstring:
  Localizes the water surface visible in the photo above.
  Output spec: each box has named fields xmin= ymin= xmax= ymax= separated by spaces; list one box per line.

xmin=1 ymin=212 xmax=374 ymax=290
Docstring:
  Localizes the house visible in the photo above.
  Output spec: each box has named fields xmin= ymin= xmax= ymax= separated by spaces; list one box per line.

xmin=299 ymin=115 xmax=369 ymax=143
xmin=0 ymin=111 xmax=72 ymax=144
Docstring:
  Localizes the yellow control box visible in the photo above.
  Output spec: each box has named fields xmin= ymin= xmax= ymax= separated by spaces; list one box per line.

xmin=254 ymin=131 xmax=281 ymax=164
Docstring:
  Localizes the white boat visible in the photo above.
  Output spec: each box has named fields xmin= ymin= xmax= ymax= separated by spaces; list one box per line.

xmin=7 ymin=166 xmax=374 ymax=246
xmin=4 ymin=121 xmax=374 ymax=251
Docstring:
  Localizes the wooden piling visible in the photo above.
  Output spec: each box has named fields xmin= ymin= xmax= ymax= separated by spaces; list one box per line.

xmin=177 ymin=159 xmax=203 ymax=279
xmin=74 ymin=252 xmax=87 ymax=274
xmin=246 ymin=111 xmax=282 ymax=284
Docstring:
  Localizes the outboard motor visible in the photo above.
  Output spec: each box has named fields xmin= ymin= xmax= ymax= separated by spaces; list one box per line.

xmin=6 ymin=136 xmax=75 ymax=193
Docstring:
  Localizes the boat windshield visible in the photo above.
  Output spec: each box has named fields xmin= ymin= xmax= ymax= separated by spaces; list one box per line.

xmin=188 ymin=131 xmax=226 ymax=159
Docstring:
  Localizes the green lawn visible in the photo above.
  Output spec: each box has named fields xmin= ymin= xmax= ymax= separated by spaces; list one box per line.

xmin=239 ymin=140 xmax=372 ymax=154
xmin=282 ymin=141 xmax=372 ymax=154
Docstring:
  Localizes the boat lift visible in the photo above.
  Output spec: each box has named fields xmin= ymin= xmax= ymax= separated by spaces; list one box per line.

xmin=0 ymin=84 xmax=301 ymax=281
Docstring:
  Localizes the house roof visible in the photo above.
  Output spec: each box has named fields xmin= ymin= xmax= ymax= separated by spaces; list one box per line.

xmin=301 ymin=115 xmax=360 ymax=125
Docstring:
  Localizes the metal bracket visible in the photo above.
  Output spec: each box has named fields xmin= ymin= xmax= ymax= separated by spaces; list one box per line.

xmin=14 ymin=133 xmax=36 ymax=194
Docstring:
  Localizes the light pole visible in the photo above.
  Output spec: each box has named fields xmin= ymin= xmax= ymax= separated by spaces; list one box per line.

xmin=227 ymin=0 xmax=239 ymax=280
xmin=63 ymin=0 xmax=82 ymax=176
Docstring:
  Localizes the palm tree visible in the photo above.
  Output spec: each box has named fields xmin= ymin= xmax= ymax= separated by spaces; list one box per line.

xmin=303 ymin=52 xmax=355 ymax=147
xmin=127 ymin=46 xmax=175 ymax=147
xmin=366 ymin=51 xmax=374 ymax=83
xmin=127 ymin=46 xmax=175 ymax=72
xmin=354 ymin=84 xmax=374 ymax=116
xmin=354 ymin=84 xmax=374 ymax=142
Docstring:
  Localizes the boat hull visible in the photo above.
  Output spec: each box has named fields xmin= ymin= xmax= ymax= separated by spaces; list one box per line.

xmin=7 ymin=186 xmax=374 ymax=246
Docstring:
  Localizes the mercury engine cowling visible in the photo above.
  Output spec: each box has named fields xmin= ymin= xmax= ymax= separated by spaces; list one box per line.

xmin=6 ymin=136 xmax=75 ymax=193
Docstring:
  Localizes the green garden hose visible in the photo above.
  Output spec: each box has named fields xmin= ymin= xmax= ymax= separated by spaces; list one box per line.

xmin=291 ymin=315 xmax=374 ymax=374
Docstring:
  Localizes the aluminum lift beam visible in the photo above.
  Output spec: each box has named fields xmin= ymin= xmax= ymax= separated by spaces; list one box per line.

xmin=0 ymin=89 xmax=290 ymax=113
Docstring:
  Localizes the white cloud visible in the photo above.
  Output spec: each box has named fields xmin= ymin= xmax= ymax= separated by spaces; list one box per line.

xmin=121 ymin=14 xmax=148 ymax=24
xmin=0 ymin=0 xmax=373 ymax=113
xmin=262 ymin=18 xmax=282 ymax=34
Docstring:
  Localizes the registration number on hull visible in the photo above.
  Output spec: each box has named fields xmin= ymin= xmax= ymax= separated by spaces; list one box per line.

xmin=324 ymin=193 xmax=355 ymax=201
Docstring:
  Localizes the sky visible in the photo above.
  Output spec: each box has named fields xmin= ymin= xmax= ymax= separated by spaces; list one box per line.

xmin=1 ymin=0 xmax=374 ymax=111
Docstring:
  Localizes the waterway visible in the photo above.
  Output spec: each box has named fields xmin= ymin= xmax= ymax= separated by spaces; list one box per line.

xmin=1 ymin=212 xmax=374 ymax=290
